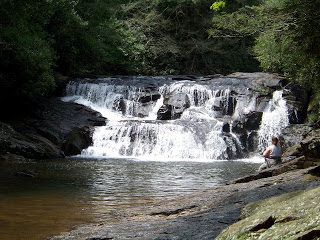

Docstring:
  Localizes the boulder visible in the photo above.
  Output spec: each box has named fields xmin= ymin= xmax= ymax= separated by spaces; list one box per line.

xmin=62 ymin=126 xmax=93 ymax=156
xmin=227 ymin=72 xmax=285 ymax=91
xmin=301 ymin=129 xmax=320 ymax=160
xmin=243 ymin=111 xmax=263 ymax=131
xmin=280 ymin=124 xmax=308 ymax=151
xmin=0 ymin=122 xmax=64 ymax=159
xmin=212 ymin=92 xmax=237 ymax=116
xmin=215 ymin=185 xmax=320 ymax=240
xmin=0 ymin=98 xmax=106 ymax=160
xmin=283 ymin=82 xmax=309 ymax=124
xmin=157 ymin=93 xmax=190 ymax=120
xmin=112 ymin=97 xmax=126 ymax=115
xmin=231 ymin=111 xmax=262 ymax=152
xmin=138 ymin=93 xmax=161 ymax=104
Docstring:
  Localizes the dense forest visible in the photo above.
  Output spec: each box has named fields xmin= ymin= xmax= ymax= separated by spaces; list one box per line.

xmin=0 ymin=0 xmax=319 ymax=119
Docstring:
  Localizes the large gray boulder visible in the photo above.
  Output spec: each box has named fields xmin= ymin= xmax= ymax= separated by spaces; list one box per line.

xmin=0 ymin=98 xmax=106 ymax=160
xmin=227 ymin=72 xmax=285 ymax=91
xmin=0 ymin=122 xmax=64 ymax=159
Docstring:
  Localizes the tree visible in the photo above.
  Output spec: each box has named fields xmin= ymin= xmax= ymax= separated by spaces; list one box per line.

xmin=117 ymin=0 xmax=260 ymax=75
xmin=210 ymin=0 xmax=320 ymax=118
xmin=0 ymin=0 xmax=132 ymax=112
xmin=253 ymin=0 xmax=320 ymax=118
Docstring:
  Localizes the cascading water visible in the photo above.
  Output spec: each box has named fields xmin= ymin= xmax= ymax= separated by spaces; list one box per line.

xmin=257 ymin=90 xmax=289 ymax=151
xmin=62 ymin=76 xmax=289 ymax=161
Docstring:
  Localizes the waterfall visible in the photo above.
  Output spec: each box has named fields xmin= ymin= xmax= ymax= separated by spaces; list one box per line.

xmin=62 ymin=76 xmax=289 ymax=161
xmin=257 ymin=90 xmax=289 ymax=151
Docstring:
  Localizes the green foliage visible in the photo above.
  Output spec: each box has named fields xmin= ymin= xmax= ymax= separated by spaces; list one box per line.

xmin=254 ymin=0 xmax=320 ymax=117
xmin=117 ymin=0 xmax=260 ymax=75
xmin=210 ymin=0 xmax=320 ymax=118
xmin=253 ymin=0 xmax=320 ymax=83
xmin=0 ymin=0 xmax=57 ymax=103
xmin=210 ymin=1 xmax=226 ymax=11
xmin=0 ymin=0 xmax=132 ymax=107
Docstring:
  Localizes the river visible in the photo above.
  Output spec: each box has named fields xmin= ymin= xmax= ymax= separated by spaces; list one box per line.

xmin=0 ymin=157 xmax=261 ymax=240
xmin=1 ymin=75 xmax=289 ymax=239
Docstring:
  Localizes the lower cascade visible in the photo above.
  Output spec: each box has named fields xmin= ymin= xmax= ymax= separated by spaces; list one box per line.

xmin=62 ymin=75 xmax=290 ymax=161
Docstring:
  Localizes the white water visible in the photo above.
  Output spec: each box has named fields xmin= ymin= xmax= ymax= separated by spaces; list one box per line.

xmin=62 ymin=77 xmax=289 ymax=162
xmin=258 ymin=90 xmax=289 ymax=151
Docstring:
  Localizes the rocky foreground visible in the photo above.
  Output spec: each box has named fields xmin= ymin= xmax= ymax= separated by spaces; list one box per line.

xmin=48 ymin=128 xmax=320 ymax=240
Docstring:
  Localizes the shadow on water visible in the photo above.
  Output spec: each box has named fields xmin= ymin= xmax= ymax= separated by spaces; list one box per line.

xmin=0 ymin=158 xmax=261 ymax=240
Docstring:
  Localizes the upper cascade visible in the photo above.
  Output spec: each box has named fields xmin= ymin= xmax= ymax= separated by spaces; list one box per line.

xmin=62 ymin=74 xmax=305 ymax=161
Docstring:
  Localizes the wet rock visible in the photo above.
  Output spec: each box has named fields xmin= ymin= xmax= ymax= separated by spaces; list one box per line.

xmin=138 ymin=93 xmax=161 ymax=104
xmin=0 ymin=153 xmax=27 ymax=161
xmin=256 ymin=98 xmax=270 ymax=112
xmin=283 ymin=82 xmax=309 ymax=124
xmin=221 ymin=122 xmax=230 ymax=133
xmin=157 ymin=105 xmax=172 ymax=120
xmin=0 ymin=98 xmax=106 ymax=160
xmin=227 ymin=72 xmax=285 ymax=90
xmin=247 ymin=132 xmax=258 ymax=152
xmin=243 ymin=112 xmax=263 ymax=131
xmin=62 ymin=126 xmax=92 ymax=156
xmin=16 ymin=169 xmax=37 ymax=178
xmin=112 ymin=97 xmax=126 ymax=115
xmin=157 ymin=93 xmax=190 ymax=120
xmin=281 ymin=124 xmax=308 ymax=151
xmin=0 ymin=122 xmax=64 ymax=159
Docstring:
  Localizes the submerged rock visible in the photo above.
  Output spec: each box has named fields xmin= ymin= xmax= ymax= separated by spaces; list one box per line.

xmin=16 ymin=169 xmax=37 ymax=178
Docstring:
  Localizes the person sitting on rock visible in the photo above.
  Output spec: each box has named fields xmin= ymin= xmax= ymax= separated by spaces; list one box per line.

xmin=258 ymin=136 xmax=282 ymax=171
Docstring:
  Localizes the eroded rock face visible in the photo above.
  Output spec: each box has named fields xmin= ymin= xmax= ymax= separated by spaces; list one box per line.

xmin=0 ymin=98 xmax=106 ymax=160
xmin=0 ymin=122 xmax=64 ymax=159
xmin=61 ymin=126 xmax=93 ymax=156
xmin=301 ymin=129 xmax=320 ymax=160
xmin=283 ymin=82 xmax=309 ymax=124
xmin=157 ymin=93 xmax=191 ymax=120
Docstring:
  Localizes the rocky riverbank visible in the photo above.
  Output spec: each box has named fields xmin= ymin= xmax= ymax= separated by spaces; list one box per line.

xmin=0 ymin=72 xmax=310 ymax=161
xmin=1 ymin=72 xmax=319 ymax=239
xmin=48 ymin=126 xmax=320 ymax=239
xmin=0 ymin=97 xmax=106 ymax=161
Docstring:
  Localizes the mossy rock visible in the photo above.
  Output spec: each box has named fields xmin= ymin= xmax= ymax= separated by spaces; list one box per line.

xmin=216 ymin=185 xmax=320 ymax=240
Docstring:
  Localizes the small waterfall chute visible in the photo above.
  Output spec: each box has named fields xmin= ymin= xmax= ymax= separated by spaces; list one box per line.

xmin=257 ymin=90 xmax=289 ymax=151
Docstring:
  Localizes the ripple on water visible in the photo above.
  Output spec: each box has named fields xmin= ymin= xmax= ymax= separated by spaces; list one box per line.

xmin=0 ymin=158 xmax=261 ymax=239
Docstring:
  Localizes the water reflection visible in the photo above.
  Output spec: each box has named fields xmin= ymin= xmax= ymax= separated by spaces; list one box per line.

xmin=0 ymin=158 xmax=260 ymax=239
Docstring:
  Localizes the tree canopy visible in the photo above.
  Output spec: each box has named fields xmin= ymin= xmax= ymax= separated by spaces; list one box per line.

xmin=209 ymin=0 xmax=320 ymax=119
xmin=0 ymin=0 xmax=319 ymax=118
xmin=0 ymin=0 xmax=133 ymax=107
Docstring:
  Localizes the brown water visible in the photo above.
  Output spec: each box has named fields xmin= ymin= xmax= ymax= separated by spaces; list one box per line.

xmin=0 ymin=158 xmax=261 ymax=239
xmin=0 ymin=193 xmax=94 ymax=240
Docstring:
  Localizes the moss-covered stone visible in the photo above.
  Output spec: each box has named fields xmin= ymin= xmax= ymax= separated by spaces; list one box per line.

xmin=216 ymin=185 xmax=320 ymax=240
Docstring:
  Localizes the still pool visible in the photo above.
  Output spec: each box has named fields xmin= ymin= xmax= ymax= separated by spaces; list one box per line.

xmin=0 ymin=157 xmax=262 ymax=240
